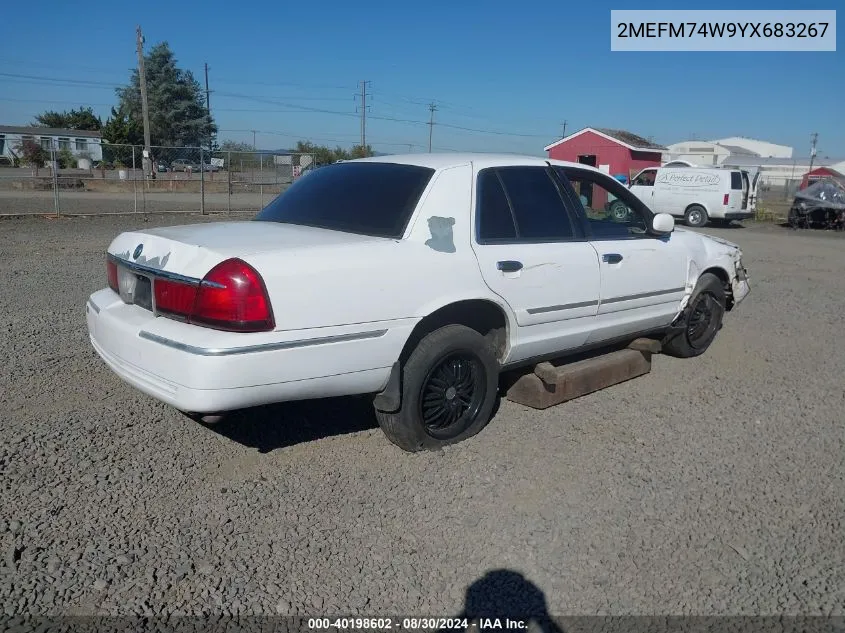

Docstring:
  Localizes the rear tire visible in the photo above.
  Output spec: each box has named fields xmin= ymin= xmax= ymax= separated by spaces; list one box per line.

xmin=684 ymin=204 xmax=709 ymax=228
xmin=375 ymin=325 xmax=499 ymax=452
xmin=662 ymin=273 xmax=726 ymax=358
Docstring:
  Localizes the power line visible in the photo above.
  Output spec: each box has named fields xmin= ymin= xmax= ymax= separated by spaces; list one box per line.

xmin=0 ymin=71 xmax=118 ymax=86
xmin=0 ymin=70 xmax=556 ymax=141
xmin=216 ymin=128 xmax=427 ymax=150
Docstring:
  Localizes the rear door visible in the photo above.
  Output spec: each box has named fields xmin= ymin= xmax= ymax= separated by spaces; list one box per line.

xmin=554 ymin=166 xmax=689 ymax=343
xmin=470 ymin=165 xmax=601 ymax=359
xmin=729 ymin=170 xmax=745 ymax=212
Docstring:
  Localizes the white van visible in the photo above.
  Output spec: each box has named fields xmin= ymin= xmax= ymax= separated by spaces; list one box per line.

xmin=628 ymin=166 xmax=755 ymax=227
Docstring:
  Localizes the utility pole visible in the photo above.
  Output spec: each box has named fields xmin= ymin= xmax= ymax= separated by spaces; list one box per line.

xmin=808 ymin=132 xmax=818 ymax=173
xmin=428 ymin=102 xmax=437 ymax=152
xmin=251 ymin=130 xmax=257 ymax=150
xmin=561 ymin=120 xmax=567 ymax=138
xmin=204 ymin=63 xmax=213 ymax=155
xmin=136 ymin=26 xmax=152 ymax=178
xmin=357 ymin=80 xmax=370 ymax=152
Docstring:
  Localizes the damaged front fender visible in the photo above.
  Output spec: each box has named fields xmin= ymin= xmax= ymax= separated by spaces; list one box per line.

xmin=672 ymin=248 xmax=750 ymax=326
xmin=731 ymin=251 xmax=751 ymax=306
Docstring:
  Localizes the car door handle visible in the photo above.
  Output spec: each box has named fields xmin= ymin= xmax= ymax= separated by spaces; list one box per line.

xmin=497 ymin=260 xmax=523 ymax=273
xmin=602 ymin=253 xmax=623 ymax=264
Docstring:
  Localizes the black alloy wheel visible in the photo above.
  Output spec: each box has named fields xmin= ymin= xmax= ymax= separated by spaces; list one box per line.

xmin=686 ymin=292 xmax=723 ymax=351
xmin=419 ymin=351 xmax=486 ymax=440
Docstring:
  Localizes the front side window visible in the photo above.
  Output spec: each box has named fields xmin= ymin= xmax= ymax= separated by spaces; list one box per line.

xmin=632 ymin=169 xmax=657 ymax=186
xmin=558 ymin=168 xmax=650 ymax=239
xmin=255 ymin=162 xmax=434 ymax=238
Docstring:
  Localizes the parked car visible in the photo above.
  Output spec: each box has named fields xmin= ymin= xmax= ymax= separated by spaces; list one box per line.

xmin=199 ymin=162 xmax=220 ymax=172
xmin=170 ymin=159 xmax=198 ymax=172
xmin=154 ymin=161 xmax=169 ymax=173
xmin=86 ymin=154 xmax=750 ymax=451
xmin=629 ymin=166 xmax=756 ymax=227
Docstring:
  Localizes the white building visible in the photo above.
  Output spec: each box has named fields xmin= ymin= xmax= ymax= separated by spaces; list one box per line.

xmin=662 ymin=140 xmax=760 ymax=167
xmin=709 ymin=136 xmax=793 ymax=159
xmin=721 ymin=155 xmax=840 ymax=188
xmin=0 ymin=125 xmax=103 ymax=165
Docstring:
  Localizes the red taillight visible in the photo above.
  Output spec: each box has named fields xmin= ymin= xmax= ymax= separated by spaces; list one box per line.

xmin=723 ymin=193 xmax=730 ymax=205
xmin=107 ymin=259 xmax=118 ymax=292
xmin=190 ymin=258 xmax=275 ymax=332
xmin=154 ymin=278 xmax=198 ymax=318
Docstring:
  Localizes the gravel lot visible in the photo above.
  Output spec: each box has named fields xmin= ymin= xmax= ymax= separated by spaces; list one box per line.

xmin=1 ymin=214 xmax=843 ymax=617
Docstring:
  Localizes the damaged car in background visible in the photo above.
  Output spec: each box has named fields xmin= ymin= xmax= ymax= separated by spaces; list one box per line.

xmin=86 ymin=154 xmax=750 ymax=452
xmin=788 ymin=176 xmax=845 ymax=231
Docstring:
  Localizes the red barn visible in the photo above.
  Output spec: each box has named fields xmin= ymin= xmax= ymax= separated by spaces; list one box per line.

xmin=800 ymin=167 xmax=845 ymax=190
xmin=544 ymin=127 xmax=666 ymax=182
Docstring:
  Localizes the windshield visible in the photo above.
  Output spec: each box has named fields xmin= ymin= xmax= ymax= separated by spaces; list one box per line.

xmin=255 ymin=162 xmax=435 ymax=238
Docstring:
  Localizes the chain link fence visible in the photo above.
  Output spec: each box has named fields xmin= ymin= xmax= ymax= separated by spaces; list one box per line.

xmin=0 ymin=140 xmax=316 ymax=216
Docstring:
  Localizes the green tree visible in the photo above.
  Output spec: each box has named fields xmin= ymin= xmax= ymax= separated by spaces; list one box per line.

xmin=349 ymin=144 xmax=374 ymax=159
xmin=57 ymin=148 xmax=76 ymax=169
xmin=115 ymin=42 xmax=216 ymax=147
xmin=101 ymin=105 xmax=144 ymax=166
xmin=220 ymin=140 xmax=255 ymax=153
xmin=101 ymin=105 xmax=143 ymax=145
xmin=32 ymin=107 xmax=102 ymax=131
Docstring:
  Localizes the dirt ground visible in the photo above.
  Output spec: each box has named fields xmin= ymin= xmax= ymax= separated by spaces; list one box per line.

xmin=0 ymin=213 xmax=843 ymax=617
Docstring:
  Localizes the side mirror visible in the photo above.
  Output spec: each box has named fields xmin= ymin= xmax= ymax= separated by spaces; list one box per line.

xmin=652 ymin=213 xmax=675 ymax=233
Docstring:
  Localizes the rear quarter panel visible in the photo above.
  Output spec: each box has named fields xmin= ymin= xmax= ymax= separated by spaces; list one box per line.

xmin=247 ymin=163 xmax=516 ymax=332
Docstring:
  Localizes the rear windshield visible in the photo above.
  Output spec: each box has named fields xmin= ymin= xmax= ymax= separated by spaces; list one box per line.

xmin=255 ymin=162 xmax=435 ymax=238
xmin=731 ymin=171 xmax=743 ymax=190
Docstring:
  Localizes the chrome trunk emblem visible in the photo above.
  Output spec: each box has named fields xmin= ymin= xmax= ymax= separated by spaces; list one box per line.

xmin=133 ymin=244 xmax=144 ymax=260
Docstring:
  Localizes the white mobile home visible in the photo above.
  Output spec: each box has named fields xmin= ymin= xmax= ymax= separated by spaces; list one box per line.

xmin=0 ymin=125 xmax=103 ymax=165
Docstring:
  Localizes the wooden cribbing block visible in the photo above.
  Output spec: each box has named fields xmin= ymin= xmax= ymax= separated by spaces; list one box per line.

xmin=505 ymin=347 xmax=654 ymax=410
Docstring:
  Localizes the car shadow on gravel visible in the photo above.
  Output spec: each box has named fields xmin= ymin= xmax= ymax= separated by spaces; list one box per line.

xmin=201 ymin=395 xmax=379 ymax=452
xmin=442 ymin=569 xmax=562 ymax=633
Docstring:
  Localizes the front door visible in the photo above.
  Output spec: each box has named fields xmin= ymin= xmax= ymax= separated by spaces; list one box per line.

xmin=629 ymin=167 xmax=661 ymax=213
xmin=554 ymin=166 xmax=689 ymax=344
xmin=470 ymin=165 xmax=601 ymax=362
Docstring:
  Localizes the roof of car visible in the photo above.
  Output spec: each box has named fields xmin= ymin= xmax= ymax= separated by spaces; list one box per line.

xmin=350 ymin=152 xmax=604 ymax=173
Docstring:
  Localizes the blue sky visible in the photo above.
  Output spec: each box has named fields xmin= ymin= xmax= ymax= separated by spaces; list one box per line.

xmin=0 ymin=0 xmax=842 ymax=157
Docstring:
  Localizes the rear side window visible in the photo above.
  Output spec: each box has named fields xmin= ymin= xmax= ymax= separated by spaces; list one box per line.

xmin=731 ymin=171 xmax=743 ymax=190
xmin=493 ymin=167 xmax=575 ymax=240
xmin=255 ymin=162 xmax=434 ymax=238
xmin=477 ymin=170 xmax=517 ymax=240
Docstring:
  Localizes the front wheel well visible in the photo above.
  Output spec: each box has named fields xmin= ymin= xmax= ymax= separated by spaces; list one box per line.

xmin=700 ymin=266 xmax=733 ymax=309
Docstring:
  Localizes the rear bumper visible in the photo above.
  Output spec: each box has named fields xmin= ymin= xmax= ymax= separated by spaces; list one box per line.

xmin=724 ymin=212 xmax=754 ymax=221
xmin=86 ymin=289 xmax=411 ymax=412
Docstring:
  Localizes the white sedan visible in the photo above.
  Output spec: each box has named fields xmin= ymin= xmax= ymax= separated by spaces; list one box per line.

xmin=86 ymin=154 xmax=750 ymax=451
